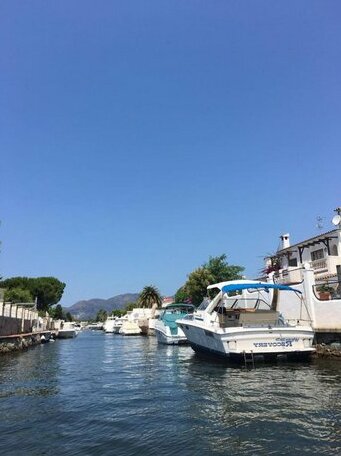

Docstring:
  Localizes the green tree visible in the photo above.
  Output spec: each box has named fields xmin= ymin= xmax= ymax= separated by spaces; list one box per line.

xmin=0 ymin=277 xmax=32 ymax=290
xmin=50 ymin=304 xmax=64 ymax=319
xmin=0 ymin=277 xmax=65 ymax=311
xmin=125 ymin=302 xmax=136 ymax=312
xmin=30 ymin=277 xmax=66 ymax=311
xmin=184 ymin=267 xmax=215 ymax=306
xmin=179 ymin=254 xmax=244 ymax=306
xmin=65 ymin=312 xmax=73 ymax=322
xmin=96 ymin=309 xmax=107 ymax=322
xmin=174 ymin=286 xmax=190 ymax=303
xmin=204 ymin=254 xmax=244 ymax=283
xmin=138 ymin=285 xmax=162 ymax=308
xmin=4 ymin=287 xmax=33 ymax=304
xmin=111 ymin=309 xmax=123 ymax=317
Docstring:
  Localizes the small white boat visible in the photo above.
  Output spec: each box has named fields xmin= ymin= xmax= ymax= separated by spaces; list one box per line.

xmin=113 ymin=315 xmax=128 ymax=333
xmin=119 ymin=320 xmax=142 ymax=336
xmin=57 ymin=322 xmax=78 ymax=339
xmin=155 ymin=303 xmax=194 ymax=344
xmin=176 ymin=280 xmax=315 ymax=362
xmin=74 ymin=323 xmax=82 ymax=334
xmin=103 ymin=315 xmax=116 ymax=333
xmin=119 ymin=308 xmax=154 ymax=336
xmin=86 ymin=322 xmax=103 ymax=330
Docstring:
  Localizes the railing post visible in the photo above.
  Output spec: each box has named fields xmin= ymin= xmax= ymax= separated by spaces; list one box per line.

xmin=337 ymin=265 xmax=341 ymax=296
xmin=21 ymin=307 xmax=25 ymax=333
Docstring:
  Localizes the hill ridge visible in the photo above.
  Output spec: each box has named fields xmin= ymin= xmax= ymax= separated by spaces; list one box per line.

xmin=68 ymin=293 xmax=140 ymax=320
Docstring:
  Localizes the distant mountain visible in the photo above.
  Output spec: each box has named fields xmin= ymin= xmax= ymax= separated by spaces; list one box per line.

xmin=68 ymin=293 xmax=140 ymax=320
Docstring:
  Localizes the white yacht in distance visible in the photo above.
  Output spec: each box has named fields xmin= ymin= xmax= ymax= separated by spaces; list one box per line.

xmin=119 ymin=308 xmax=152 ymax=335
xmin=103 ymin=315 xmax=116 ymax=333
xmin=112 ymin=315 xmax=128 ymax=333
xmin=176 ymin=280 xmax=315 ymax=362
xmin=57 ymin=322 xmax=78 ymax=339
xmin=86 ymin=322 xmax=103 ymax=330
xmin=119 ymin=319 xmax=141 ymax=335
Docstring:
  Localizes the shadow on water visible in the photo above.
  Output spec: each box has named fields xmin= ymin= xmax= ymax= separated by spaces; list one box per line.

xmin=178 ymin=348 xmax=341 ymax=456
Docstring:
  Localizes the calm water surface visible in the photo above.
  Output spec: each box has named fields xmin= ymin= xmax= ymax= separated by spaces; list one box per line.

xmin=0 ymin=331 xmax=340 ymax=455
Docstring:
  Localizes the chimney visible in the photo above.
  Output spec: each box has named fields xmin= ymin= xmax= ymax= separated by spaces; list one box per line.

xmin=280 ymin=233 xmax=290 ymax=250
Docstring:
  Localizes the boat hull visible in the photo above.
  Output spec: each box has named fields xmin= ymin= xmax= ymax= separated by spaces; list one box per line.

xmin=154 ymin=325 xmax=188 ymax=345
xmin=189 ymin=341 xmax=313 ymax=363
xmin=119 ymin=321 xmax=142 ymax=336
xmin=155 ymin=304 xmax=194 ymax=345
xmin=177 ymin=320 xmax=315 ymax=360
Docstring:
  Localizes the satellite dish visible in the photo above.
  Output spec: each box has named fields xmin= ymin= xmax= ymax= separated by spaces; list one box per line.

xmin=332 ymin=214 xmax=341 ymax=226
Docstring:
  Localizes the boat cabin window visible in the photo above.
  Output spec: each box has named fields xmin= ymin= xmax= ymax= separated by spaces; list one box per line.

xmin=197 ymin=297 xmax=211 ymax=311
xmin=214 ymin=296 xmax=271 ymax=312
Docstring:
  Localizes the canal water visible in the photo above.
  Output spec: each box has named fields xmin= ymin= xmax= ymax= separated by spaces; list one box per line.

xmin=0 ymin=331 xmax=340 ymax=456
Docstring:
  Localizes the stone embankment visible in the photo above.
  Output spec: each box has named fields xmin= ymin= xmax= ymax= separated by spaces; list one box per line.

xmin=315 ymin=343 xmax=341 ymax=359
xmin=0 ymin=300 xmax=57 ymax=354
xmin=0 ymin=333 xmax=51 ymax=354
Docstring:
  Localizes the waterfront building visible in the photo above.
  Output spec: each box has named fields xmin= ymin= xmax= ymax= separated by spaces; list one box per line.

xmin=263 ymin=208 xmax=341 ymax=341
xmin=264 ymin=209 xmax=341 ymax=285
xmin=161 ymin=296 xmax=174 ymax=308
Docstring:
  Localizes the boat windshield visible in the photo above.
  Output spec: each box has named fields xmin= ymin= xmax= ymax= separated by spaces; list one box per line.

xmin=197 ymin=297 xmax=211 ymax=311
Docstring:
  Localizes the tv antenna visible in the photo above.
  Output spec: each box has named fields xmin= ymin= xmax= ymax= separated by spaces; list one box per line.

xmin=316 ymin=216 xmax=324 ymax=232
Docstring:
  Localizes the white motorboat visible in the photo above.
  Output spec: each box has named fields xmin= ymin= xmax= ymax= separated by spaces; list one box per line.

xmin=112 ymin=315 xmax=128 ymax=333
xmin=155 ymin=303 xmax=194 ymax=344
xmin=103 ymin=315 xmax=116 ymax=333
xmin=57 ymin=322 xmax=78 ymax=339
xmin=86 ymin=322 xmax=103 ymax=330
xmin=119 ymin=319 xmax=142 ymax=336
xmin=176 ymin=280 xmax=315 ymax=362
xmin=119 ymin=308 xmax=154 ymax=336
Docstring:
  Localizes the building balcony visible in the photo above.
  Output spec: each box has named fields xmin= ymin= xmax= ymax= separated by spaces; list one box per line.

xmin=274 ymin=256 xmax=341 ymax=285
xmin=274 ymin=268 xmax=303 ymax=285
xmin=310 ymin=256 xmax=341 ymax=277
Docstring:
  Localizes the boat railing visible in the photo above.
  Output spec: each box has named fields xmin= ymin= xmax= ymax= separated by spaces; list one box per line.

xmin=285 ymin=318 xmax=314 ymax=326
xmin=180 ymin=314 xmax=194 ymax=321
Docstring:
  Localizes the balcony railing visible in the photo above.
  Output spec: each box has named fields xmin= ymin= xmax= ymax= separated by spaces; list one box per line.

xmin=274 ymin=268 xmax=303 ymax=285
xmin=310 ymin=256 xmax=341 ymax=275
xmin=273 ymin=255 xmax=341 ymax=285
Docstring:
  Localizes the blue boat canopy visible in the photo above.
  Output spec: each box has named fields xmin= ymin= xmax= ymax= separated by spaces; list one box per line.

xmin=221 ymin=283 xmax=302 ymax=294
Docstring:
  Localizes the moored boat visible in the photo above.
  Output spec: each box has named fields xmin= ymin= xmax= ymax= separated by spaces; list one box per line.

xmin=119 ymin=319 xmax=142 ymax=336
xmin=86 ymin=322 xmax=104 ymax=330
xmin=103 ymin=315 xmax=116 ymax=333
xmin=176 ymin=280 xmax=315 ymax=362
xmin=155 ymin=303 xmax=194 ymax=344
xmin=57 ymin=322 xmax=78 ymax=339
xmin=112 ymin=315 xmax=128 ymax=333
xmin=119 ymin=308 xmax=154 ymax=335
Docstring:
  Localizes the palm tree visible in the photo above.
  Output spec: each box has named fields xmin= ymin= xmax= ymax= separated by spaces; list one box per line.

xmin=138 ymin=285 xmax=162 ymax=309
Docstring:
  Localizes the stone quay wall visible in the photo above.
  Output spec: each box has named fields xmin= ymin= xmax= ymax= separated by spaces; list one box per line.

xmin=0 ymin=333 xmax=44 ymax=354
xmin=0 ymin=302 xmax=38 ymax=336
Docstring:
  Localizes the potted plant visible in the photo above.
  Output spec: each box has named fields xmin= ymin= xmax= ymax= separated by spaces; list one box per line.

xmin=316 ymin=284 xmax=334 ymax=301
xmin=261 ymin=255 xmax=281 ymax=277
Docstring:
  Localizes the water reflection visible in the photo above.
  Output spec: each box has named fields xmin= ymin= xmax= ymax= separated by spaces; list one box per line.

xmin=0 ymin=343 xmax=60 ymax=398
xmin=0 ymin=331 xmax=340 ymax=455
xmin=181 ymin=358 xmax=341 ymax=454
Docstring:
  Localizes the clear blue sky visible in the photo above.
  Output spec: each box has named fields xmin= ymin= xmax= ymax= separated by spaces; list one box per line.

xmin=1 ymin=1 xmax=340 ymax=306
